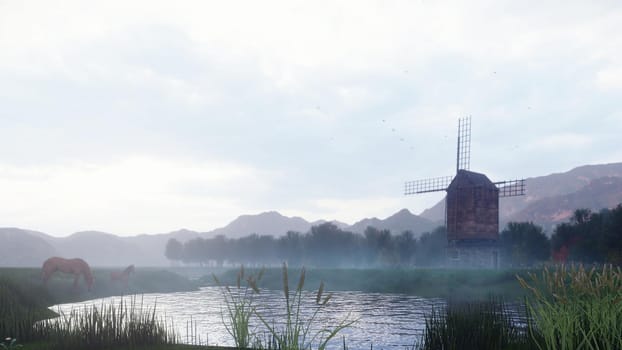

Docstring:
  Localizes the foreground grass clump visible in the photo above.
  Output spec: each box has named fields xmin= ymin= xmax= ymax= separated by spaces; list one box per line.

xmin=518 ymin=264 xmax=622 ymax=350
xmin=34 ymin=297 xmax=175 ymax=350
xmin=418 ymin=299 xmax=534 ymax=350
xmin=255 ymin=264 xmax=357 ymax=350
xmin=0 ymin=267 xmax=197 ymax=349
xmin=213 ymin=266 xmax=263 ymax=348
xmin=214 ymin=264 xmax=356 ymax=350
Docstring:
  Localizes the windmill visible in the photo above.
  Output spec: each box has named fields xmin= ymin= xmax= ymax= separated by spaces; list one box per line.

xmin=404 ymin=117 xmax=525 ymax=268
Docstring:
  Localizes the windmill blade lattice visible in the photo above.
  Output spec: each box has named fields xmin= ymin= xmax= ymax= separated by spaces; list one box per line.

xmin=404 ymin=175 xmax=453 ymax=195
xmin=494 ymin=179 xmax=526 ymax=197
xmin=457 ymin=116 xmax=471 ymax=172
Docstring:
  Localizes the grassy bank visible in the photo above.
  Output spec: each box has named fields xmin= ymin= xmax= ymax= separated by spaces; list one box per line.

xmin=3 ymin=265 xmax=621 ymax=349
xmin=0 ymin=267 xmax=199 ymax=349
xmin=0 ymin=267 xmax=198 ymax=305
xmin=206 ymin=267 xmax=531 ymax=300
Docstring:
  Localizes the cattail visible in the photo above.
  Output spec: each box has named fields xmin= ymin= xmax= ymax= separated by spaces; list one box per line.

xmin=316 ymin=281 xmax=325 ymax=304
xmin=282 ymin=262 xmax=289 ymax=302
xmin=297 ymin=267 xmax=306 ymax=292
xmin=257 ymin=267 xmax=265 ymax=282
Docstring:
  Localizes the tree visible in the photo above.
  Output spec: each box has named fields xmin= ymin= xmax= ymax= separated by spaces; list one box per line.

xmin=395 ymin=230 xmax=416 ymax=266
xmin=500 ymin=222 xmax=550 ymax=267
xmin=165 ymin=238 xmax=184 ymax=262
xmin=551 ymin=206 xmax=622 ymax=264
xmin=416 ymin=226 xmax=447 ymax=267
xmin=364 ymin=226 xmax=392 ymax=266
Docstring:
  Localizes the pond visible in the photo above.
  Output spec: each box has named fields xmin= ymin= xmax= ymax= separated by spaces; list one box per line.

xmin=51 ymin=287 xmax=525 ymax=350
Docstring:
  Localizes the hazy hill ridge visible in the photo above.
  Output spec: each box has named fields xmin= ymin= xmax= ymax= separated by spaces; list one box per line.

xmin=2 ymin=162 xmax=622 ymax=267
xmin=420 ymin=162 xmax=622 ymax=229
xmin=0 ymin=210 xmax=435 ymax=267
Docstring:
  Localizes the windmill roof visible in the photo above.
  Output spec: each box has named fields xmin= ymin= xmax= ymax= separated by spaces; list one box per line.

xmin=449 ymin=169 xmax=496 ymax=188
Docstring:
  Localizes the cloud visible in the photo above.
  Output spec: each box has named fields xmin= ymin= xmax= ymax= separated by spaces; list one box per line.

xmin=596 ymin=67 xmax=622 ymax=90
xmin=0 ymin=1 xmax=621 ymax=234
xmin=0 ymin=156 xmax=275 ymax=235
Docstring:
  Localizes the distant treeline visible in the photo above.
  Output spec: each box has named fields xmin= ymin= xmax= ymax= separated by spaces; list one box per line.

xmin=165 ymin=204 xmax=622 ymax=268
xmin=165 ymin=224 xmax=446 ymax=268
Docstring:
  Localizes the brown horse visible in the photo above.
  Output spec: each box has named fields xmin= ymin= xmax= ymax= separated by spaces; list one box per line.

xmin=110 ymin=264 xmax=134 ymax=286
xmin=41 ymin=257 xmax=94 ymax=291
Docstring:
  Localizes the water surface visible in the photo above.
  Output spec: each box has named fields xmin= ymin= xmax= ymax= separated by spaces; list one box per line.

xmin=52 ymin=287 xmax=447 ymax=349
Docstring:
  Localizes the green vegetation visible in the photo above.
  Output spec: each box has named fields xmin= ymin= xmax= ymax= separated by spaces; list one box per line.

xmin=500 ymin=222 xmax=551 ymax=268
xmin=418 ymin=264 xmax=622 ymax=350
xmin=418 ymin=299 xmax=535 ymax=350
xmin=166 ymin=224 xmax=431 ymax=268
xmin=0 ymin=267 xmax=197 ymax=306
xmin=168 ymin=204 xmax=622 ymax=269
xmin=253 ymin=264 xmax=356 ymax=350
xmin=518 ymin=264 xmax=622 ymax=350
xmin=208 ymin=267 xmax=530 ymax=301
xmin=212 ymin=264 xmax=356 ymax=350
xmin=3 ymin=262 xmax=622 ymax=349
xmin=552 ymin=205 xmax=622 ymax=264
xmin=212 ymin=266 xmax=263 ymax=348
xmin=33 ymin=297 xmax=175 ymax=350
xmin=0 ymin=267 xmax=197 ymax=349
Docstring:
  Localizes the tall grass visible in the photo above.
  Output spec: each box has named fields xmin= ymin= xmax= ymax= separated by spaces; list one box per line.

xmin=254 ymin=263 xmax=357 ymax=350
xmin=418 ymin=299 xmax=534 ymax=350
xmin=213 ymin=265 xmax=264 ymax=348
xmin=0 ymin=267 xmax=195 ymax=348
xmin=35 ymin=296 xmax=176 ymax=350
xmin=517 ymin=264 xmax=622 ymax=350
xmin=214 ymin=264 xmax=357 ymax=350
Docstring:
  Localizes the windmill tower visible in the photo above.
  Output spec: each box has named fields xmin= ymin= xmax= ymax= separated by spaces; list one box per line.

xmin=404 ymin=117 xmax=525 ymax=268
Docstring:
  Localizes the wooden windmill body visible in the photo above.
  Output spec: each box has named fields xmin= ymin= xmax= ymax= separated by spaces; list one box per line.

xmin=404 ymin=117 xmax=525 ymax=268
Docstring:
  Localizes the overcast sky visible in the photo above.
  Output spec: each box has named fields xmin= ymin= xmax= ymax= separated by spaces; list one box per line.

xmin=1 ymin=1 xmax=621 ymax=236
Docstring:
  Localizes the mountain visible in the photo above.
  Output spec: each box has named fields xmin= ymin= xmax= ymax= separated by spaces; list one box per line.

xmin=348 ymin=209 xmax=437 ymax=235
xmin=122 ymin=229 xmax=204 ymax=266
xmin=419 ymin=162 xmax=622 ymax=232
xmin=0 ymin=228 xmax=57 ymax=266
xmin=53 ymin=231 xmax=143 ymax=267
xmin=0 ymin=210 xmax=436 ymax=267
xmin=4 ymin=162 xmax=622 ymax=267
xmin=208 ymin=211 xmax=313 ymax=239
xmin=508 ymin=176 xmax=622 ymax=230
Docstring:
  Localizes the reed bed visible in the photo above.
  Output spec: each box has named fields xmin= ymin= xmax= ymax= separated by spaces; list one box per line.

xmin=34 ymin=296 xmax=176 ymax=350
xmin=213 ymin=265 xmax=264 ymax=348
xmin=417 ymin=299 xmax=535 ymax=350
xmin=254 ymin=263 xmax=357 ymax=350
xmin=214 ymin=264 xmax=357 ymax=350
xmin=517 ymin=264 xmax=622 ymax=350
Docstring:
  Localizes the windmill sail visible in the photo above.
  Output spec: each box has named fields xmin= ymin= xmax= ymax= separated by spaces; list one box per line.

xmin=494 ymin=179 xmax=526 ymax=197
xmin=456 ymin=116 xmax=471 ymax=172
xmin=404 ymin=176 xmax=453 ymax=195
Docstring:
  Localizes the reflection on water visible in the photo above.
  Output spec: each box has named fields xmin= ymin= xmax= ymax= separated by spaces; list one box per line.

xmin=51 ymin=287 xmax=524 ymax=350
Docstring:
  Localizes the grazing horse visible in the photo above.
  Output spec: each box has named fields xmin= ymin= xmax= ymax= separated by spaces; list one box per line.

xmin=110 ymin=264 xmax=134 ymax=286
xmin=41 ymin=257 xmax=94 ymax=291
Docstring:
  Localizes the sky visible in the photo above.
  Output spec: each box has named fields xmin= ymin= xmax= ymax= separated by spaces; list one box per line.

xmin=1 ymin=1 xmax=621 ymax=236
